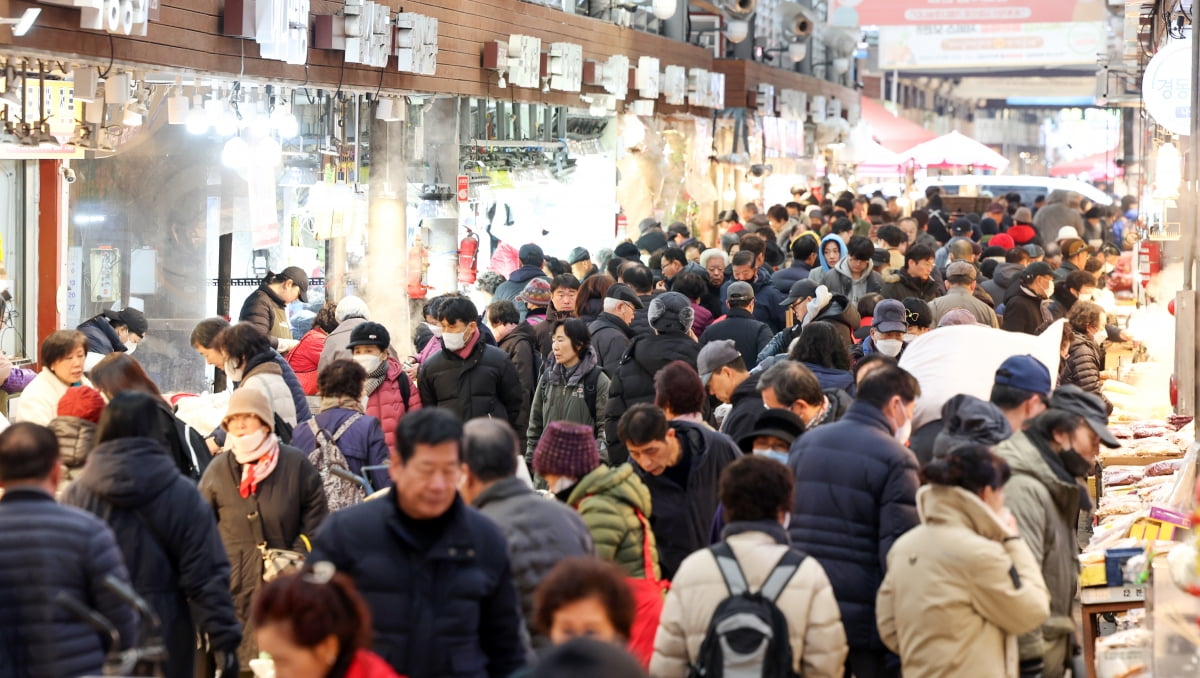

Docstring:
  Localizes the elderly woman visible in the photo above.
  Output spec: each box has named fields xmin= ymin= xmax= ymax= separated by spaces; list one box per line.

xmin=198 ymin=388 xmax=328 ymax=671
xmin=17 ymin=329 xmax=89 ymax=425
xmin=1060 ymin=301 xmax=1111 ymax=411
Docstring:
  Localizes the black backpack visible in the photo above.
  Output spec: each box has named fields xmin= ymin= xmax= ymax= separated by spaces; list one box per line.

xmin=687 ymin=542 xmax=804 ymax=678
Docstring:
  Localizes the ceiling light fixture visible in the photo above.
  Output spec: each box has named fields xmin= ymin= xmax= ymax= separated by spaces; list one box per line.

xmin=0 ymin=8 xmax=41 ymax=37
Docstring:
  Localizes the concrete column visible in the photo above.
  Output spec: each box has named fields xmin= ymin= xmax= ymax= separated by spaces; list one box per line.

xmin=364 ymin=116 xmax=413 ymax=355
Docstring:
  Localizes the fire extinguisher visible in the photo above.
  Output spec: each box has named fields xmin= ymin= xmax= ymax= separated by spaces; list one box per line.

xmin=407 ymin=236 xmax=430 ymax=299
xmin=458 ymin=230 xmax=480 ymax=285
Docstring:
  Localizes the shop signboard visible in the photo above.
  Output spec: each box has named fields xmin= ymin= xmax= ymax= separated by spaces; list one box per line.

xmin=828 ymin=0 xmax=1106 ymax=26
xmin=41 ymin=0 xmax=153 ymax=35
xmin=457 ymin=175 xmax=469 ymax=203
xmin=0 ymin=79 xmax=84 ymax=159
xmin=878 ymin=22 xmax=1105 ymax=70
xmin=1141 ymin=37 xmax=1191 ymax=137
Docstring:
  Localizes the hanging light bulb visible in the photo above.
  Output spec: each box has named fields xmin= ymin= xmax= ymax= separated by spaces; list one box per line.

xmin=222 ymin=135 xmax=250 ymax=168
xmin=270 ymin=93 xmax=299 ymax=139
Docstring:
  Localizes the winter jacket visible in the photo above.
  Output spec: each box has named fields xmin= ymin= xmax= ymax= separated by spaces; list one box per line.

xmin=291 ymin=406 xmax=392 ymax=492
xmin=1041 ymin=285 xmax=1080 ymax=326
xmin=0 ymin=488 xmax=139 ymax=678
xmin=472 ymin=477 xmax=593 ymax=644
xmin=309 ymin=494 xmax=529 ymax=678
xmin=275 ymin=353 xmax=313 ymax=423
xmin=699 ymin=308 xmax=772 ymax=370
xmin=877 ymin=486 xmax=1050 ymax=678
xmin=198 ymin=445 xmax=328 ymax=667
xmin=494 ymin=265 xmax=549 ymax=319
xmin=499 ymin=322 xmax=540 ymax=445
xmin=718 ymin=376 xmax=766 ymax=445
xmin=347 ymin=650 xmax=404 ymax=678
xmin=651 ymin=522 xmax=848 ymax=678
xmin=50 ymin=415 xmax=95 ymax=485
xmin=804 ymin=362 xmax=856 ymax=395
xmin=928 ymin=286 xmax=1000 ymax=328
xmin=14 ymin=369 xmax=80 ymax=426
xmin=772 ymin=260 xmax=813 ymax=293
xmin=699 ymin=277 xmax=726 ymax=320
xmin=77 ymin=314 xmax=127 ymax=357
xmin=603 ymin=333 xmax=701 ymax=465
xmin=239 ymin=285 xmax=292 ymax=346
xmin=758 ymin=296 xmax=862 ymax=365
xmin=1001 ymin=284 xmax=1047 ymax=336
xmin=0 ymin=362 xmax=35 ymax=394
xmin=631 ymin=293 xmax=659 ymax=338
xmin=983 ymin=263 xmax=1025 ymax=307
xmin=63 ymin=437 xmax=243 ymax=678
xmin=319 ymin=317 xmax=367 ymax=375
xmin=721 ymin=270 xmax=787 ymax=333
xmin=993 ymin=431 xmax=1082 ymax=674
xmin=566 ymin=463 xmax=660 ymax=578
xmin=881 ymin=268 xmax=943 ymax=303
xmin=589 ymin=312 xmax=635 ymax=377
xmin=366 ymin=356 xmax=421 ymax=454
xmin=1060 ymin=331 xmax=1110 ymax=410
xmin=526 ymin=351 xmax=610 ymax=462
xmin=787 ymin=400 xmax=920 ymax=654
xmin=144 ymin=397 xmax=209 ymax=480
xmin=240 ymin=352 xmax=299 ymax=428
xmin=690 ymin=302 xmax=715 ymax=338
xmin=632 ymin=420 xmax=741 ymax=579
xmin=418 ymin=338 xmax=524 ymax=430
xmin=288 ymin=327 xmax=328 ymax=395
xmin=1032 ymin=191 xmax=1083 ymax=246
xmin=812 ymin=257 xmax=884 ymax=305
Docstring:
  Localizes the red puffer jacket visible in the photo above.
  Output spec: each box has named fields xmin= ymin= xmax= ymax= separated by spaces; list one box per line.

xmin=345 ymin=649 xmax=403 ymax=678
xmin=366 ymin=356 xmax=422 ymax=452
xmin=286 ymin=328 xmax=327 ymax=395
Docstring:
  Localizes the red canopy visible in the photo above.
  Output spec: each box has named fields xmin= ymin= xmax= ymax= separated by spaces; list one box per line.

xmin=860 ymin=98 xmax=938 ymax=153
xmin=1049 ymin=150 xmax=1122 ymax=181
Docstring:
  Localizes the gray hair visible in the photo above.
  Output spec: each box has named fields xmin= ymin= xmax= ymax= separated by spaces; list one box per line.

xmin=462 ymin=419 xmax=519 ymax=482
xmin=757 ymin=360 xmax=823 ymax=407
xmin=603 ymin=297 xmax=626 ymax=313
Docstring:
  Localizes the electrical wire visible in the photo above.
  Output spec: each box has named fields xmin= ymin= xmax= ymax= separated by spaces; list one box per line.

xmin=97 ymin=34 xmax=114 ymax=78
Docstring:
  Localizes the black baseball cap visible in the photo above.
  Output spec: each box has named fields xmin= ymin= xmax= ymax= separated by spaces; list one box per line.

xmin=1049 ymin=385 xmax=1120 ymax=448
xmin=280 ymin=266 xmax=309 ymax=303
xmin=781 ymin=279 xmax=819 ymax=307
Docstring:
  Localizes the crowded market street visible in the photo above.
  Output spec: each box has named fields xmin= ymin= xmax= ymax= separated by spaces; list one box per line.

xmin=0 ymin=1 xmax=1199 ymax=677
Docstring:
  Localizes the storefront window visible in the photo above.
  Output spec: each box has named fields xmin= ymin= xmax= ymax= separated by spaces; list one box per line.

xmin=0 ymin=160 xmax=28 ymax=361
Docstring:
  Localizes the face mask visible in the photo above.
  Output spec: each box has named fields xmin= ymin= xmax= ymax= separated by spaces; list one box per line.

xmin=1093 ymin=329 xmax=1107 ymax=344
xmin=876 ymin=338 xmax=903 ymax=357
xmin=1060 ymin=448 xmax=1094 ymax=477
xmin=353 ymin=354 xmax=382 ymax=374
xmin=125 ymin=342 xmax=138 ymax=355
xmin=550 ymin=476 xmax=576 ymax=494
xmin=442 ymin=330 xmax=467 ymax=351
xmin=224 ymin=360 xmax=244 ymax=383
xmin=780 ymin=512 xmax=792 ymax=530
xmin=894 ymin=418 xmax=912 ymax=445
xmin=1044 ymin=282 xmax=1055 ymax=298
xmin=903 ymin=333 xmax=917 ymax=344
xmin=1103 ymin=263 xmax=1115 ymax=275
xmin=428 ymin=323 xmax=443 ymax=338
xmin=229 ymin=429 xmax=268 ymax=463
xmin=754 ymin=448 xmax=790 ymax=465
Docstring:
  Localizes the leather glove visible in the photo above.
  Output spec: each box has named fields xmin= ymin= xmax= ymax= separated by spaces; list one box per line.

xmin=214 ymin=649 xmax=240 ymax=678
xmin=1018 ymin=657 xmax=1044 ymax=678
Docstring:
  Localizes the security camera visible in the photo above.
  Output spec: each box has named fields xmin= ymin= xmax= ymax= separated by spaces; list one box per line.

xmin=719 ymin=0 xmax=756 ymax=20
xmin=62 ymin=167 xmax=76 ymax=183
xmin=780 ymin=2 xmax=817 ymax=39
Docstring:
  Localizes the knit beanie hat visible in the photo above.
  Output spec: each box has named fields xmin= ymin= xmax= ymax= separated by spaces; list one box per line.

xmin=57 ymin=385 xmax=106 ymax=423
xmin=222 ymin=387 xmax=275 ymax=432
xmin=335 ymin=295 xmax=370 ymax=322
xmin=533 ymin=421 xmax=600 ymax=479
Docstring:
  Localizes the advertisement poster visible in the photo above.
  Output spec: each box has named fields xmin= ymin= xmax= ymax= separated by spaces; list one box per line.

xmin=828 ymin=0 xmax=1105 ymax=26
xmin=879 ymin=22 xmax=1105 ymax=70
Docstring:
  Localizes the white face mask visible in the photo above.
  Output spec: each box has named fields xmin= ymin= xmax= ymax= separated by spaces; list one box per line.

xmin=442 ymin=330 xmax=467 ymax=351
xmin=1044 ymin=282 xmax=1055 ymax=298
xmin=894 ymin=418 xmax=912 ymax=445
xmin=876 ymin=338 xmax=903 ymax=357
xmin=125 ymin=342 xmax=138 ymax=355
xmin=428 ymin=323 xmax=443 ymax=338
xmin=353 ymin=354 xmax=382 ymax=374
xmin=1093 ymin=329 xmax=1107 ymax=344
xmin=754 ymin=448 xmax=790 ymax=465
xmin=550 ymin=476 xmax=576 ymax=494
xmin=902 ymin=333 xmax=917 ymax=344
xmin=224 ymin=360 xmax=244 ymax=383
xmin=229 ymin=429 xmax=268 ymax=463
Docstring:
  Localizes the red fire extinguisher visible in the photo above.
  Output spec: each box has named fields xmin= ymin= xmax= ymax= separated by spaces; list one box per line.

xmin=458 ymin=230 xmax=480 ymax=285
xmin=407 ymin=236 xmax=430 ymax=299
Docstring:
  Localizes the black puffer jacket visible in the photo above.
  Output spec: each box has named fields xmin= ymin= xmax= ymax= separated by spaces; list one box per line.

xmin=148 ymin=398 xmax=209 ymax=480
xmin=603 ymin=332 xmax=701 ymax=465
xmin=198 ymin=445 xmax=328 ymax=668
xmin=718 ymin=376 xmax=766 ymax=445
xmin=63 ymin=438 xmax=242 ymax=678
xmin=589 ymin=312 xmax=634 ymax=377
xmin=631 ymin=420 xmax=741 ymax=579
xmin=880 ymin=269 xmax=943 ymax=303
xmin=76 ymin=314 xmax=126 ymax=356
xmin=310 ymin=494 xmax=529 ymax=678
xmin=1001 ymin=282 xmax=1047 ymax=336
xmin=982 ymin=262 xmax=1024 ymax=306
xmin=1061 ymin=330 xmax=1112 ymax=412
xmin=418 ymin=338 xmax=524 ymax=430
xmin=238 ymin=285 xmax=291 ymax=346
xmin=699 ymin=308 xmax=772 ymax=369
xmin=498 ymin=323 xmax=540 ymax=446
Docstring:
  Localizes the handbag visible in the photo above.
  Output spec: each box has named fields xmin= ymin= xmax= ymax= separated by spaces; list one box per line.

xmin=245 ymin=493 xmax=311 ymax=581
xmin=626 ymin=508 xmax=670 ymax=668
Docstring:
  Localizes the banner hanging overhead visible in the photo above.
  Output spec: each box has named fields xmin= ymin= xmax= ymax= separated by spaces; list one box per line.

xmin=829 ymin=0 xmax=1107 ymax=26
xmin=878 ymin=22 xmax=1105 ymax=70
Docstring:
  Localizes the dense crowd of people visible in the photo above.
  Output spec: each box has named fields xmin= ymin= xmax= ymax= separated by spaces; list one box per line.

xmin=0 ymin=186 xmax=1139 ymax=678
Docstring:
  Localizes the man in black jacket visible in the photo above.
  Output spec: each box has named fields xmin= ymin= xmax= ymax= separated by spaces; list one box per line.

xmin=617 ymin=403 xmax=740 ymax=579
xmin=1002 ymin=262 xmax=1055 ymax=335
xmin=311 ymin=409 xmax=529 ymax=677
xmin=419 ymin=297 xmax=524 ymax=429
xmin=493 ymin=244 xmax=550 ymax=320
xmin=486 ymin=300 xmax=539 ymax=447
xmin=699 ymin=281 xmax=772 ymax=369
xmin=0 ymin=423 xmax=139 ymax=677
xmin=698 ymin=339 xmax=764 ymax=444
xmin=588 ymin=284 xmax=641 ymax=377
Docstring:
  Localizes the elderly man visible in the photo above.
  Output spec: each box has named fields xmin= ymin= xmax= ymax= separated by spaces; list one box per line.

xmin=928 ymin=261 xmax=999 ymax=327
xmin=698 ymin=248 xmax=728 ymax=318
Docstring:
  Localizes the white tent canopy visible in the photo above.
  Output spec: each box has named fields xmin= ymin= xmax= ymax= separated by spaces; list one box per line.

xmin=902 ymin=130 xmax=1010 ymax=172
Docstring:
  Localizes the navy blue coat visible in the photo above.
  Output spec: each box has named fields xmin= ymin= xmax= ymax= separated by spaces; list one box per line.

xmin=0 ymin=487 xmax=139 ymax=678
xmin=77 ymin=314 xmax=126 ymax=356
xmin=63 ymin=437 xmax=242 ymax=678
xmin=493 ymin=265 xmax=549 ymax=319
xmin=802 ymin=362 xmax=856 ymax=396
xmin=291 ymin=408 xmax=392 ymax=492
xmin=771 ymin=260 xmax=813 ymax=293
xmin=310 ymin=494 xmax=528 ymax=678
xmin=787 ymin=400 xmax=919 ymax=653
xmin=721 ymin=269 xmax=787 ymax=334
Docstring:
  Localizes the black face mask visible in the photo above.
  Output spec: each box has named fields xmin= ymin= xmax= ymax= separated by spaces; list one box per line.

xmin=1060 ymin=448 xmax=1094 ymax=477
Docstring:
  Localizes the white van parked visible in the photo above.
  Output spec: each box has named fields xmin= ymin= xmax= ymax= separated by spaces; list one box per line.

xmin=859 ymin=176 xmax=1113 ymax=207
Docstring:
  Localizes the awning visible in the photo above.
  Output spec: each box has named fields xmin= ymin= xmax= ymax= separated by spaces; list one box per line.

xmin=1049 ymin=150 xmax=1122 ymax=181
xmin=860 ymin=98 xmax=938 ymax=153
xmin=902 ymin=130 xmax=1010 ymax=172
xmin=844 ymin=123 xmax=907 ymax=176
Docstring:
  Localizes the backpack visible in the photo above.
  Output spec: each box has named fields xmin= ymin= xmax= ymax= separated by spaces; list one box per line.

xmin=687 ymin=542 xmax=805 ymax=678
xmin=306 ymin=416 xmax=367 ymax=511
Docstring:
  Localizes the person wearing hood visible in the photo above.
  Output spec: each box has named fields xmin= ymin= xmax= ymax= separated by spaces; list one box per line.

xmin=721 ymin=249 xmax=787 ymax=333
xmin=909 ymin=393 xmax=1013 ymax=467
xmin=818 ymin=233 xmax=848 ymax=272
xmin=1032 ymin=191 xmax=1084 ymax=246
xmin=984 ymin=249 xmax=1031 ymax=307
xmin=811 ymin=235 xmax=883 ymax=305
xmin=773 ymin=232 xmax=819 ymax=293
xmin=993 ymin=386 xmax=1120 ymax=678
xmin=603 ymin=292 xmax=701 ymax=465
xmin=239 ymin=266 xmax=308 ymax=353
xmin=877 ymin=446 xmax=1049 ymax=678
xmin=494 ymin=243 xmax=551 ymax=320
xmin=76 ymin=307 xmax=147 ymax=369
xmin=526 ymin=319 xmax=611 ymax=465
xmin=318 ymin=295 xmax=372 ymax=375
xmin=699 ymin=339 xmax=765 ymax=445
xmin=589 ymin=284 xmax=642 ymax=377
xmin=883 ymin=243 xmax=942 ymax=303
xmin=65 ymin=391 xmax=243 ymax=678
xmin=1002 ymin=263 xmax=1055 ymax=336
xmin=929 ymin=261 xmax=999 ymax=328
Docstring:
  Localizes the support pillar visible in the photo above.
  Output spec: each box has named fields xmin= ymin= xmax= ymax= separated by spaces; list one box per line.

xmin=36 ymin=160 xmax=63 ymax=356
xmin=365 ymin=116 xmax=412 ymax=355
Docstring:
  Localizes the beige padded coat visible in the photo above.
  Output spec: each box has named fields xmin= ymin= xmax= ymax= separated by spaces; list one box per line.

xmin=649 ymin=525 xmax=847 ymax=678
xmin=876 ymin=485 xmax=1050 ymax=678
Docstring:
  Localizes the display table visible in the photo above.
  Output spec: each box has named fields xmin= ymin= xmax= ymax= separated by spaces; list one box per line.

xmin=1082 ymin=585 xmax=1147 ymax=678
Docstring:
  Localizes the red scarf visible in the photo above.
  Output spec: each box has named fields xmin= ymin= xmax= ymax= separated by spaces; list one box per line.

xmin=238 ymin=438 xmax=280 ymax=498
xmin=453 ymin=328 xmax=482 ymax=359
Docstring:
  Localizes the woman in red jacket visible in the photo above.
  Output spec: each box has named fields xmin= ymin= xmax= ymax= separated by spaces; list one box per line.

xmin=346 ymin=321 xmax=420 ymax=451
xmin=288 ymin=303 xmax=340 ymax=396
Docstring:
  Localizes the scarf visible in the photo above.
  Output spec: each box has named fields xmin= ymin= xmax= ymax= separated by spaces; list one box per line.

xmin=453 ymin=328 xmax=482 ymax=359
xmin=319 ymin=395 xmax=364 ymax=414
xmin=361 ymin=358 xmax=389 ymax=398
xmin=237 ymin=434 xmax=281 ymax=498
